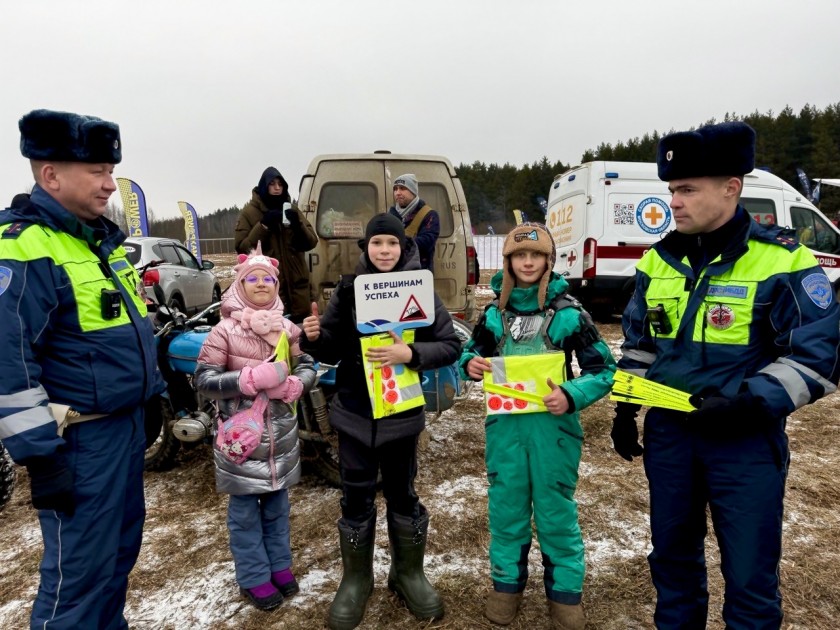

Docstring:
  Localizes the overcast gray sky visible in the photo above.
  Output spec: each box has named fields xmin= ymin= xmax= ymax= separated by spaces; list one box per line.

xmin=1 ymin=0 xmax=839 ymax=220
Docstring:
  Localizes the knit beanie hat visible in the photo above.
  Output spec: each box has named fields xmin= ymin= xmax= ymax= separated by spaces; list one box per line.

xmin=393 ymin=173 xmax=419 ymax=198
xmin=233 ymin=242 xmax=282 ymax=310
xmin=361 ymin=213 xmax=407 ymax=270
xmin=500 ymin=222 xmax=556 ymax=310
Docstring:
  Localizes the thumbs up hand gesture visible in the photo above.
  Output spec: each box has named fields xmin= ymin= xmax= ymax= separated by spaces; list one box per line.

xmin=302 ymin=302 xmax=321 ymax=341
xmin=542 ymin=377 xmax=570 ymax=416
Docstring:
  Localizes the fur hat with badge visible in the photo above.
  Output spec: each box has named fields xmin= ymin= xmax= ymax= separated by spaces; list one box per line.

xmin=19 ymin=109 xmax=122 ymax=164
xmin=657 ymin=121 xmax=756 ymax=181
xmin=500 ymin=222 xmax=557 ymax=310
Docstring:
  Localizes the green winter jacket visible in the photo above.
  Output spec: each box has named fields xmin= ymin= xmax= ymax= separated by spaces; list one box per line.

xmin=459 ymin=271 xmax=616 ymax=413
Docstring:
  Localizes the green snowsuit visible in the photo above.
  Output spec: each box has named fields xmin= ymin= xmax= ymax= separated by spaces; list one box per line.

xmin=459 ymin=271 xmax=615 ymax=604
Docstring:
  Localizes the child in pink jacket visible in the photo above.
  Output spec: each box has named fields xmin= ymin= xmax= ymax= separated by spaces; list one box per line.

xmin=195 ymin=244 xmax=316 ymax=611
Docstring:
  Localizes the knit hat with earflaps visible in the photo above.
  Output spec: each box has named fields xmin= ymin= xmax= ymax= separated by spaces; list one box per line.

xmin=500 ymin=222 xmax=556 ymax=310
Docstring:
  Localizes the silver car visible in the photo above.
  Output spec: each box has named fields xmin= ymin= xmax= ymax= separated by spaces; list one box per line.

xmin=123 ymin=237 xmax=221 ymax=315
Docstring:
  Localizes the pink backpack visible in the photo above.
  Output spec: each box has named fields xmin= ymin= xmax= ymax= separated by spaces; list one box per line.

xmin=216 ymin=392 xmax=269 ymax=465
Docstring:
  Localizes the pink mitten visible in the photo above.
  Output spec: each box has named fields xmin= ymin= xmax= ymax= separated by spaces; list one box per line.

xmin=239 ymin=361 xmax=288 ymax=396
xmin=265 ymin=375 xmax=304 ymax=403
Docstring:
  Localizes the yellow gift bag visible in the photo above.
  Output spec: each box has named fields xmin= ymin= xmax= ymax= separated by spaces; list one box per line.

xmin=483 ymin=352 xmax=566 ymax=415
xmin=273 ymin=332 xmax=296 ymax=414
xmin=360 ymin=330 xmax=425 ymax=419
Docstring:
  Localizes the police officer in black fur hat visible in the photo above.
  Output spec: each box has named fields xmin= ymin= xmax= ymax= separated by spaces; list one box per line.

xmin=0 ymin=109 xmax=162 ymax=628
xmin=612 ymin=121 xmax=840 ymax=629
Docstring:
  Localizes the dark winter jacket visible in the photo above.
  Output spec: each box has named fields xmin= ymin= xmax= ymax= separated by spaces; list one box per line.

xmin=234 ymin=169 xmax=318 ymax=321
xmin=301 ymin=240 xmax=460 ymax=446
xmin=389 ymin=200 xmax=440 ymax=271
xmin=0 ymin=186 xmax=162 ymax=462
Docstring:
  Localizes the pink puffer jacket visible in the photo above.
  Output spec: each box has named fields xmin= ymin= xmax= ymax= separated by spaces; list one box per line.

xmin=194 ymin=288 xmax=316 ymax=495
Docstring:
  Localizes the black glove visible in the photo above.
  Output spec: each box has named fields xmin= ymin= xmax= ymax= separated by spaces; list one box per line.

xmin=262 ymin=209 xmax=284 ymax=230
xmin=284 ymin=208 xmax=300 ymax=226
xmin=686 ymin=391 xmax=763 ymax=434
xmin=610 ymin=402 xmax=644 ymax=462
xmin=26 ymin=453 xmax=75 ymax=515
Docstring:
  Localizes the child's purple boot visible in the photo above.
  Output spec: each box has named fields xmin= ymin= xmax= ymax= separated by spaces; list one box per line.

xmin=240 ymin=581 xmax=284 ymax=611
xmin=272 ymin=568 xmax=300 ymax=598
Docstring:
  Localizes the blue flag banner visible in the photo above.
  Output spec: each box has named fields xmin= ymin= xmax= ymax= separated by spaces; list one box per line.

xmin=116 ymin=178 xmax=150 ymax=237
xmin=795 ymin=168 xmax=812 ymax=199
xmin=177 ymin=201 xmax=202 ymax=264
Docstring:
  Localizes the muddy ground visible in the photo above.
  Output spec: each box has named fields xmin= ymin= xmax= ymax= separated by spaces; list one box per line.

xmin=0 ymin=268 xmax=838 ymax=629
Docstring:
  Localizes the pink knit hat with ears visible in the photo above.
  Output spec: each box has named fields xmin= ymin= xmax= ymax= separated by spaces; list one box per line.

xmin=231 ymin=242 xmax=283 ymax=310
xmin=234 ymin=241 xmax=280 ymax=285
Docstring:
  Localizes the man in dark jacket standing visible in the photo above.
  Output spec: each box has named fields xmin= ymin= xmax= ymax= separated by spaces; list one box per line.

xmin=0 ymin=109 xmax=162 ymax=629
xmin=388 ymin=173 xmax=440 ymax=272
xmin=234 ymin=167 xmax=318 ymax=322
xmin=612 ymin=121 xmax=840 ymax=629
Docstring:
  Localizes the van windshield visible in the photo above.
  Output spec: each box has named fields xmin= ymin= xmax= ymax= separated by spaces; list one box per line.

xmin=317 ymin=183 xmax=377 ymax=238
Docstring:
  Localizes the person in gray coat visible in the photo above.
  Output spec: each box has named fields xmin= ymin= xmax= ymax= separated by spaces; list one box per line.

xmin=195 ymin=244 xmax=316 ymax=611
xmin=301 ymin=213 xmax=460 ymax=629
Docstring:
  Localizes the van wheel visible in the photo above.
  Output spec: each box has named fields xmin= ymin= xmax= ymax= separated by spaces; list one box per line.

xmin=0 ymin=441 xmax=16 ymax=513
xmin=144 ymin=396 xmax=181 ymax=471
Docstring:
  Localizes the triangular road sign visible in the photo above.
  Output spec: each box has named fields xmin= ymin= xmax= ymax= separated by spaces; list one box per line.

xmin=399 ymin=294 xmax=427 ymax=321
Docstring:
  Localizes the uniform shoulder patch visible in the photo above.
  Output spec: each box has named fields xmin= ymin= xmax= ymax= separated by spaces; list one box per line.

xmin=802 ymin=273 xmax=833 ymax=310
xmin=0 ymin=266 xmax=12 ymax=297
xmin=2 ymin=222 xmax=31 ymax=239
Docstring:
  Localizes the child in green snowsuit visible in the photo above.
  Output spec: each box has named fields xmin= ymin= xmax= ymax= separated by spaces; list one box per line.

xmin=459 ymin=223 xmax=615 ymax=629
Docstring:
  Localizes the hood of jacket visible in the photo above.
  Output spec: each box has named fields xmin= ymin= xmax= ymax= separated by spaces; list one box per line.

xmin=354 ymin=236 xmax=420 ymax=275
xmin=254 ymin=166 xmax=291 ymax=208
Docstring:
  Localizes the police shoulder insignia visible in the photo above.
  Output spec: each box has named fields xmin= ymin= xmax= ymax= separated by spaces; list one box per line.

xmin=802 ymin=273 xmax=833 ymax=310
xmin=2 ymin=222 xmax=29 ymax=239
xmin=0 ymin=266 xmax=12 ymax=297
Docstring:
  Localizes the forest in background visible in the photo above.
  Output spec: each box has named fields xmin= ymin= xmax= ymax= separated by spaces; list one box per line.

xmin=107 ymin=103 xmax=840 ymax=240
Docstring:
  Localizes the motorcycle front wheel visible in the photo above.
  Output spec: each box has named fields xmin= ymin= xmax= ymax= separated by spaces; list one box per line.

xmin=0 ymin=441 xmax=16 ymax=513
xmin=301 ymin=437 xmax=342 ymax=488
xmin=144 ymin=396 xmax=181 ymax=471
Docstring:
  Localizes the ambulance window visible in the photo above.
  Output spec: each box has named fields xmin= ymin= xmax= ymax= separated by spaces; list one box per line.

xmin=791 ymin=206 xmax=840 ymax=254
xmin=740 ymin=197 xmax=776 ymax=225
xmin=419 ymin=183 xmax=454 ymax=237
xmin=317 ymin=183 xmax=376 ymax=239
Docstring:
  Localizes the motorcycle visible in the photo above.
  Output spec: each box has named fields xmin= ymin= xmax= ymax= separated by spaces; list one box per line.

xmin=143 ymin=284 xmax=471 ymax=486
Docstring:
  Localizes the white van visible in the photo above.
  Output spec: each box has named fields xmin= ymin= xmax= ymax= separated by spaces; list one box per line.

xmin=297 ymin=152 xmax=478 ymax=325
xmin=546 ymin=161 xmax=840 ymax=315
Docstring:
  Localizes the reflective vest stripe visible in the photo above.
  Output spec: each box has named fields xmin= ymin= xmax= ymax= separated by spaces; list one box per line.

xmin=0 ymin=223 xmax=147 ymax=331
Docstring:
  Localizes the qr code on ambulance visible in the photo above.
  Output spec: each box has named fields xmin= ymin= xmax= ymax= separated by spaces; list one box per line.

xmin=613 ymin=203 xmax=635 ymax=225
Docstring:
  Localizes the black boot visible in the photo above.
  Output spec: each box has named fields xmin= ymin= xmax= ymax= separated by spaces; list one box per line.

xmin=387 ymin=507 xmax=445 ymax=620
xmin=328 ymin=514 xmax=376 ymax=630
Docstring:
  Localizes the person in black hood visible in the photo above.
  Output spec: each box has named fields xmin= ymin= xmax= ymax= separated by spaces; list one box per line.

xmin=301 ymin=213 xmax=458 ymax=629
xmin=234 ymin=167 xmax=318 ymax=322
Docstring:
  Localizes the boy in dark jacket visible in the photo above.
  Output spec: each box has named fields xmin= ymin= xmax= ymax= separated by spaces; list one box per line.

xmin=301 ymin=213 xmax=459 ymax=630
xmin=460 ymin=223 xmax=615 ymax=629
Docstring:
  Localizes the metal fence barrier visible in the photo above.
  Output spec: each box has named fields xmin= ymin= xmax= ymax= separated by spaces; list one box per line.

xmin=199 ymin=238 xmax=236 ymax=255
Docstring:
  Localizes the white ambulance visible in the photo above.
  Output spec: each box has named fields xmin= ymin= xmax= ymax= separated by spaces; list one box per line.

xmin=546 ymin=161 xmax=840 ymax=316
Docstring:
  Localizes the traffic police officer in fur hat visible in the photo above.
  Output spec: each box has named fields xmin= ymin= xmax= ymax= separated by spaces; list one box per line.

xmin=0 ymin=109 xmax=162 ymax=628
xmin=612 ymin=121 xmax=840 ymax=629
